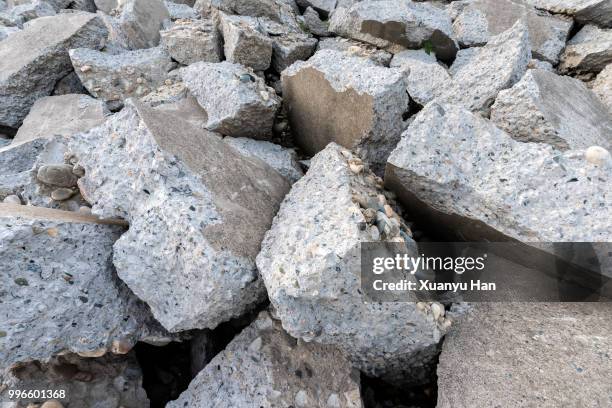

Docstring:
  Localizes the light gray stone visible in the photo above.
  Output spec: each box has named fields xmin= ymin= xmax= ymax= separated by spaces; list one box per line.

xmin=437 ymin=303 xmax=612 ymax=408
xmin=0 ymin=12 xmax=107 ymax=128
xmin=160 ymin=18 xmax=221 ymax=65
xmin=451 ymin=4 xmax=489 ymax=47
xmin=68 ymin=99 xmax=290 ymax=332
xmin=491 ymin=69 xmax=612 ymax=150
xmin=219 ymin=12 xmax=273 ymax=71
xmin=268 ymin=26 xmax=318 ymax=72
xmin=0 ymin=24 xmax=19 ymax=40
xmin=527 ymin=58 xmax=554 ymax=71
xmin=5 ymin=0 xmax=56 ymax=24
xmin=297 ymin=0 xmax=336 ymax=17
xmin=316 ymin=36 xmax=392 ymax=66
xmin=385 ymin=102 xmax=611 ymax=243
xmin=114 ymin=0 xmax=170 ymax=49
xmin=94 ymin=0 xmax=118 ymax=14
xmin=70 ymin=46 xmax=176 ymax=110
xmin=591 ymin=63 xmax=612 ymax=111
xmin=448 ymin=46 xmax=479 ymax=76
xmin=52 ymin=71 xmax=86 ymax=95
xmin=13 ymin=94 xmax=109 ymax=145
xmin=0 ymin=204 xmax=169 ymax=368
xmin=0 ymin=138 xmax=45 ymax=202
xmin=329 ymin=0 xmax=458 ymax=62
xmin=181 ymin=61 xmax=281 ymax=139
xmin=208 ymin=0 xmax=301 ymax=27
xmin=301 ymin=6 xmax=330 ymax=36
xmin=526 ymin=0 xmax=612 ymax=28
xmin=164 ymin=0 xmax=198 ymax=19
xmin=559 ymin=24 xmax=612 ymax=76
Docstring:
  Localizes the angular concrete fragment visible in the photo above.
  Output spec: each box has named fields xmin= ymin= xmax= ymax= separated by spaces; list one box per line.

xmin=13 ymin=94 xmax=109 ymax=144
xmin=181 ymin=61 xmax=281 ymax=139
xmin=164 ymin=0 xmax=199 ymax=19
xmin=5 ymin=0 xmax=55 ymax=23
xmin=0 ymin=352 xmax=149 ymax=407
xmin=316 ymin=36 xmax=392 ymax=66
xmin=270 ymin=29 xmax=318 ymax=72
xmin=257 ymin=144 xmax=453 ymax=385
xmin=0 ymin=204 xmax=168 ymax=368
xmin=385 ymin=103 xmax=611 ymax=243
xmin=0 ymin=138 xmax=45 ymax=201
xmin=208 ymin=0 xmax=300 ymax=27
xmin=168 ymin=310 xmax=363 ymax=408
xmin=559 ymin=24 xmax=612 ymax=76
xmin=70 ymin=46 xmax=175 ymax=110
xmin=451 ymin=5 xmax=489 ymax=47
xmin=437 ymin=303 xmax=612 ymax=408
xmin=52 ymin=71 xmax=87 ymax=95
xmin=301 ymin=6 xmax=330 ymax=36
xmin=219 ymin=12 xmax=273 ymax=71
xmin=160 ymin=18 xmax=221 ymax=65
xmin=591 ymin=63 xmax=612 ymax=111
xmin=329 ymin=0 xmax=458 ymax=62
xmin=527 ymin=0 xmax=612 ymax=28
xmin=282 ymin=49 xmax=408 ymax=174
xmin=68 ymin=100 xmax=290 ymax=332
xmin=491 ymin=69 xmax=612 ymax=150
xmin=297 ymin=0 xmax=336 ymax=17
xmin=94 ymin=0 xmax=117 ymax=13
xmin=0 ymin=25 xmax=20 ymax=40
xmin=114 ymin=0 xmax=170 ymax=49
xmin=0 ymin=12 xmax=107 ymax=128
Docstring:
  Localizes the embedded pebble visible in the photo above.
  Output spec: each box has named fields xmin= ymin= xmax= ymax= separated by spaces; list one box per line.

xmin=585 ymin=146 xmax=611 ymax=166
xmin=36 ymin=164 xmax=78 ymax=187
xmin=2 ymin=195 xmax=22 ymax=205
xmin=50 ymin=188 xmax=75 ymax=201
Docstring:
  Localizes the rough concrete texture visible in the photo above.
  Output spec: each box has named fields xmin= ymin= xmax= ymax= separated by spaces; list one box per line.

xmin=68 ymin=99 xmax=290 ymax=332
xmin=526 ymin=0 xmax=612 ymax=28
xmin=282 ymin=49 xmax=409 ymax=175
xmin=259 ymin=17 xmax=318 ymax=72
xmin=591 ymin=63 xmax=612 ymax=111
xmin=0 ymin=204 xmax=169 ymax=369
xmin=437 ymin=303 xmax=612 ymax=408
xmin=436 ymin=21 xmax=530 ymax=114
xmin=0 ymin=352 xmax=149 ymax=408
xmin=160 ymin=18 xmax=221 ymax=65
xmin=301 ymin=6 xmax=330 ymax=36
xmin=491 ymin=69 xmax=612 ymax=150
xmin=207 ymin=0 xmax=301 ymax=27
xmin=164 ymin=0 xmax=199 ymax=19
xmin=559 ymin=24 xmax=612 ymax=75
xmin=297 ymin=0 xmax=336 ymax=17
xmin=316 ymin=37 xmax=392 ymax=66
xmin=13 ymin=94 xmax=109 ymax=145
xmin=385 ymin=102 xmax=611 ymax=243
xmin=390 ymin=49 xmax=451 ymax=105
xmin=257 ymin=143 xmax=453 ymax=385
xmin=451 ymin=4 xmax=489 ymax=47
xmin=5 ymin=0 xmax=55 ymax=24
xmin=168 ymin=310 xmax=363 ymax=408
xmin=0 ymin=25 xmax=20 ymax=40
xmin=0 ymin=12 xmax=107 ymax=128
xmin=223 ymin=136 xmax=303 ymax=183
xmin=219 ymin=12 xmax=273 ymax=71
xmin=94 ymin=0 xmax=117 ymax=13
xmin=329 ymin=0 xmax=458 ymax=62
xmin=0 ymin=138 xmax=45 ymax=202
xmin=181 ymin=61 xmax=281 ymax=139
xmin=114 ymin=0 xmax=170 ymax=49
xmin=70 ymin=46 xmax=176 ymax=110
xmin=52 ymin=71 xmax=87 ymax=95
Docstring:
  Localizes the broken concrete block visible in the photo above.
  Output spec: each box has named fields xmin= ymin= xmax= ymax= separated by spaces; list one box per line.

xmin=491 ymin=69 xmax=612 ymax=150
xmin=591 ymin=63 xmax=612 ymax=111
xmin=385 ymin=102 xmax=611 ymax=243
xmin=0 ymin=138 xmax=45 ymax=202
xmin=0 ymin=204 xmax=168 ymax=368
xmin=13 ymin=94 xmax=109 ymax=145
xmin=114 ymin=0 xmax=170 ymax=49
xmin=451 ymin=4 xmax=489 ymax=47
xmin=168 ymin=310 xmax=363 ymax=407
xmin=436 ymin=21 xmax=530 ymax=114
xmin=316 ymin=37 xmax=392 ymax=66
xmin=219 ymin=12 xmax=273 ymax=71
xmin=52 ymin=71 xmax=87 ymax=95
xmin=257 ymin=143 xmax=452 ymax=385
xmin=0 ymin=24 xmax=20 ymax=40
xmin=559 ymin=24 xmax=612 ymax=76
xmin=526 ymin=0 xmax=612 ymax=28
xmin=6 ymin=0 xmax=55 ymax=25
xmin=329 ymin=0 xmax=458 ymax=62
xmin=301 ymin=6 xmax=330 ymax=36
xmin=0 ymin=352 xmax=149 ymax=407
xmin=437 ymin=303 xmax=612 ymax=408
xmin=269 ymin=28 xmax=318 ymax=72
xmin=164 ymin=0 xmax=199 ymax=19
xmin=181 ymin=61 xmax=281 ymax=139
xmin=68 ymin=99 xmax=290 ymax=332
xmin=0 ymin=12 xmax=107 ymax=128
xmin=223 ymin=137 xmax=303 ymax=183
xmin=70 ymin=46 xmax=176 ymax=110
xmin=208 ymin=0 xmax=300 ymax=27
xmin=297 ymin=0 xmax=336 ymax=17
xmin=282 ymin=49 xmax=409 ymax=174
xmin=527 ymin=58 xmax=554 ymax=71
xmin=160 ymin=18 xmax=221 ymax=65
xmin=94 ymin=0 xmax=117 ymax=13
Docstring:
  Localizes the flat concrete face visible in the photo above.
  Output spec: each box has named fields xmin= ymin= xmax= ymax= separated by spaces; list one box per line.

xmin=0 ymin=203 xmax=127 ymax=226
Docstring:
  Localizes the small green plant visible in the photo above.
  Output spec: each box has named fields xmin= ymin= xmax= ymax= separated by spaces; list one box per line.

xmin=423 ymin=40 xmax=434 ymax=55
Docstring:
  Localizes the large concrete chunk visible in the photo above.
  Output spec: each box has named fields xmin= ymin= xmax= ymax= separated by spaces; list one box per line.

xmin=208 ymin=0 xmax=300 ymax=27
xmin=526 ymin=0 xmax=612 ymax=28
xmin=168 ymin=310 xmax=363 ymax=408
xmin=219 ymin=13 xmax=273 ymax=71
xmin=437 ymin=303 xmax=612 ymax=408
xmin=70 ymin=46 xmax=176 ymax=110
xmin=5 ymin=0 xmax=56 ymax=24
xmin=257 ymin=143 xmax=453 ymax=385
xmin=296 ymin=0 xmax=336 ymax=17
xmin=114 ymin=0 xmax=170 ymax=49
xmin=329 ymin=0 xmax=458 ymax=62
xmin=1 ymin=352 xmax=149 ymax=407
xmin=591 ymin=63 xmax=612 ymax=111
xmin=559 ymin=24 xmax=612 ymax=76
xmin=282 ymin=49 xmax=409 ymax=174
xmin=260 ymin=18 xmax=318 ymax=72
xmin=165 ymin=0 xmax=199 ymax=19
xmin=160 ymin=18 xmax=221 ymax=65
xmin=491 ymin=69 xmax=612 ymax=150
xmin=316 ymin=37 xmax=392 ymax=66
xmin=385 ymin=103 xmax=611 ymax=243
xmin=0 ymin=138 xmax=45 ymax=202
xmin=181 ymin=61 xmax=281 ymax=139
xmin=390 ymin=49 xmax=451 ymax=105
xmin=0 ymin=12 xmax=107 ymax=128
xmin=0 ymin=204 xmax=167 ymax=368
xmin=68 ymin=100 xmax=290 ymax=332
xmin=13 ymin=94 xmax=109 ymax=145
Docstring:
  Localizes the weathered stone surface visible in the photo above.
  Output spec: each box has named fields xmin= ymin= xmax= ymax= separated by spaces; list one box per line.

xmin=526 ymin=0 xmax=612 ymax=28
xmin=316 ymin=36 xmax=392 ymax=66
xmin=257 ymin=144 xmax=453 ymax=384
xmin=451 ymin=3 xmax=489 ymax=47
xmin=329 ymin=0 xmax=458 ymax=62
xmin=301 ymin=6 xmax=330 ymax=36
xmin=527 ymin=58 xmax=554 ymax=71
xmin=208 ymin=0 xmax=300 ymax=27
xmin=1 ymin=352 xmax=150 ymax=407
xmin=0 ymin=25 xmax=20 ymax=40
xmin=223 ymin=137 xmax=303 ymax=183
xmin=0 ymin=138 xmax=45 ymax=202
xmin=436 ymin=21 xmax=530 ymax=114
xmin=0 ymin=204 xmax=168 ymax=368
xmin=390 ymin=49 xmax=451 ymax=105
xmin=282 ymin=49 xmax=409 ymax=174
xmin=448 ymin=46 xmax=479 ymax=76
xmin=5 ymin=0 xmax=56 ymax=24
xmin=591 ymin=63 xmax=612 ymax=111
xmin=385 ymin=102 xmax=611 ymax=243
xmin=114 ymin=0 xmax=170 ymax=49
xmin=164 ymin=0 xmax=199 ymax=19
xmin=559 ymin=24 xmax=612 ymax=76
xmin=68 ymin=100 xmax=290 ymax=332
xmin=0 ymin=12 xmax=107 ymax=128
xmin=181 ymin=61 xmax=280 ymax=139
xmin=94 ymin=0 xmax=117 ymax=13
xmin=52 ymin=71 xmax=87 ymax=95
xmin=297 ymin=0 xmax=336 ymax=17
xmin=219 ymin=12 xmax=273 ymax=71
xmin=437 ymin=303 xmax=612 ymax=408
xmin=13 ymin=94 xmax=109 ymax=145
xmin=70 ymin=46 xmax=175 ymax=110
xmin=160 ymin=18 xmax=221 ymax=65
xmin=491 ymin=69 xmax=612 ymax=150
xmin=168 ymin=310 xmax=363 ymax=408
xmin=270 ymin=29 xmax=318 ymax=72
